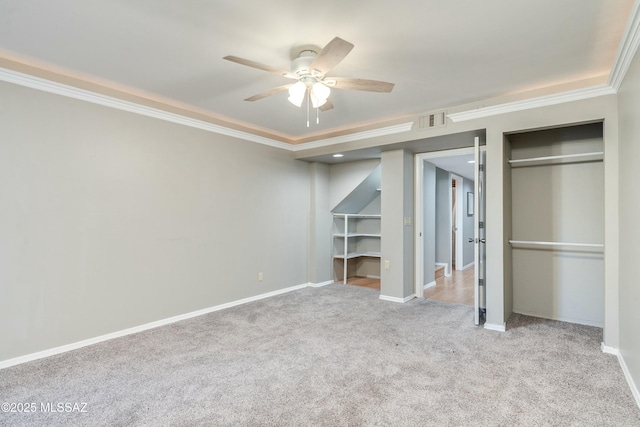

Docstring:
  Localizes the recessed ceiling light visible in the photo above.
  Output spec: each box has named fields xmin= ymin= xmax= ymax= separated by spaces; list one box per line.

xmin=333 ymin=154 xmax=344 ymax=158
xmin=467 ymin=160 xmax=475 ymax=164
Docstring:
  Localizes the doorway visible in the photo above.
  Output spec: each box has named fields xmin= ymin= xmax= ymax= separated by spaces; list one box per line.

xmin=414 ymin=148 xmax=478 ymax=307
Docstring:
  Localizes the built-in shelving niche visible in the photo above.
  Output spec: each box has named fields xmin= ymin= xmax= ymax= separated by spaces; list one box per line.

xmin=332 ymin=166 xmax=381 ymax=285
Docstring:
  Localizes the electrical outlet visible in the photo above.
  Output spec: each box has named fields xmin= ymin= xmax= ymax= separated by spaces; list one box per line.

xmin=384 ymin=260 xmax=390 ymax=270
xmin=258 ymin=272 xmax=263 ymax=281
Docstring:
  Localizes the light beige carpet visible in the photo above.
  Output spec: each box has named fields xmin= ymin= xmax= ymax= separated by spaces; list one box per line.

xmin=1 ymin=283 xmax=639 ymax=426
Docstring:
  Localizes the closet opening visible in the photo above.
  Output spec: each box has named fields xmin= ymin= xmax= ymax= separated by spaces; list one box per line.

xmin=506 ymin=121 xmax=604 ymax=327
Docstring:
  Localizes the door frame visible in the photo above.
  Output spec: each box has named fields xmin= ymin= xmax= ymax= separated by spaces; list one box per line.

xmin=451 ymin=174 xmax=464 ymax=272
xmin=414 ymin=147 xmax=475 ymax=298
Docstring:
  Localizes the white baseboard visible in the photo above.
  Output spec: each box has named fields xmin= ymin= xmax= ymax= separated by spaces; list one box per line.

xmin=484 ymin=323 xmax=506 ymax=332
xmin=423 ymin=280 xmax=436 ymax=290
xmin=435 ymin=262 xmax=451 ymax=277
xmin=308 ymin=280 xmax=334 ymax=288
xmin=379 ymin=294 xmax=416 ymax=303
xmin=365 ymin=275 xmax=381 ymax=279
xmin=0 ymin=282 xmax=310 ymax=370
xmin=459 ymin=261 xmax=474 ymax=271
xmin=512 ymin=309 xmax=603 ymax=328
xmin=601 ymin=343 xmax=640 ymax=409
xmin=601 ymin=342 xmax=618 ymax=356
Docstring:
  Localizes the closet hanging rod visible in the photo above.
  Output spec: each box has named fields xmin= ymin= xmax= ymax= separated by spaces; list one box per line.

xmin=509 ymin=240 xmax=604 ymax=248
xmin=508 ymin=151 xmax=603 ymax=164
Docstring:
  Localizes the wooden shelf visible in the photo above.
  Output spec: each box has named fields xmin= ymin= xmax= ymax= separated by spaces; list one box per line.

xmin=334 ymin=252 xmax=381 ymax=259
xmin=333 ymin=213 xmax=381 ymax=284
xmin=333 ymin=233 xmax=381 ymax=238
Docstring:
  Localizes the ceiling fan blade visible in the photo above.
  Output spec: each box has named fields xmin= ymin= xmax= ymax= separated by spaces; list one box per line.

xmin=328 ymin=77 xmax=395 ymax=93
xmin=309 ymin=37 xmax=354 ymax=75
xmin=319 ymin=98 xmax=334 ymax=111
xmin=244 ymin=84 xmax=292 ymax=102
xmin=223 ymin=55 xmax=297 ymax=79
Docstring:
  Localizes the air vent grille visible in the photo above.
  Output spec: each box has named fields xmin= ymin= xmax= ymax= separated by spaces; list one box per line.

xmin=418 ymin=111 xmax=447 ymax=130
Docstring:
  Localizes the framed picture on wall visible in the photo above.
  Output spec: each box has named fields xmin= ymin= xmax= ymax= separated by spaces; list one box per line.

xmin=467 ymin=192 xmax=474 ymax=216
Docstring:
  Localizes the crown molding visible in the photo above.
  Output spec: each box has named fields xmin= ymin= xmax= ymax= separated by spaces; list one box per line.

xmin=290 ymin=122 xmax=414 ymax=151
xmin=449 ymin=0 xmax=640 ymax=123
xmin=4 ymin=0 xmax=639 ymax=150
xmin=447 ymin=84 xmax=616 ymax=123
xmin=0 ymin=67 xmax=293 ymax=151
xmin=609 ymin=0 xmax=640 ymax=91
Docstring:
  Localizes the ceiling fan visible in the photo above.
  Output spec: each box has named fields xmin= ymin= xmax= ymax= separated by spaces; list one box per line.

xmin=223 ymin=37 xmax=395 ymax=126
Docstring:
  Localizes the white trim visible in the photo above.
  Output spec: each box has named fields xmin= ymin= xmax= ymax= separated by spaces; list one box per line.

xmin=460 ymin=261 xmax=475 ymax=271
xmin=602 ymin=343 xmax=640 ymax=409
xmin=447 ymin=85 xmax=616 ymax=123
xmin=0 ymin=67 xmax=292 ymax=151
xmin=379 ymin=294 xmax=416 ymax=303
xmin=0 ymin=283 xmax=309 ymax=370
xmin=308 ymin=280 xmax=334 ymax=288
xmin=617 ymin=350 xmax=640 ymax=409
xmin=608 ymin=0 xmax=640 ymax=91
xmin=435 ymin=262 xmax=451 ymax=277
xmin=423 ymin=280 xmax=437 ymax=290
xmin=290 ymin=122 xmax=414 ymax=151
xmin=484 ymin=323 xmax=506 ymax=332
xmin=451 ymin=174 xmax=464 ymax=272
xmin=512 ymin=310 xmax=603 ymax=328
xmin=601 ymin=342 xmax=619 ymax=356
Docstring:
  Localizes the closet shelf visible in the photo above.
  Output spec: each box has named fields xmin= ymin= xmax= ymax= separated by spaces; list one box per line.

xmin=508 ymin=151 xmax=603 ymax=165
xmin=334 ymin=252 xmax=381 ymax=259
xmin=333 ymin=233 xmax=381 ymax=238
xmin=509 ymin=240 xmax=604 ymax=248
xmin=333 ymin=213 xmax=381 ymax=219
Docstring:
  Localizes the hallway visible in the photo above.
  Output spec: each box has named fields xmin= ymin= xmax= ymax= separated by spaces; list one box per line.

xmin=424 ymin=267 xmax=474 ymax=306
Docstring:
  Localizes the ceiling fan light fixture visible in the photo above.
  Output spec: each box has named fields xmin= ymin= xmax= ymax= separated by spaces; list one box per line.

xmin=312 ymin=81 xmax=330 ymax=102
xmin=310 ymin=92 xmax=327 ymax=108
xmin=288 ymin=81 xmax=306 ymax=107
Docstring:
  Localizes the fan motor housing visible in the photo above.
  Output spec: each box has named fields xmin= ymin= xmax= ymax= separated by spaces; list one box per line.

xmin=291 ymin=50 xmax=320 ymax=78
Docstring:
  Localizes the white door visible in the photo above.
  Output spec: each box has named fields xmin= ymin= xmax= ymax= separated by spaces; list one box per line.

xmin=473 ymin=137 xmax=487 ymax=325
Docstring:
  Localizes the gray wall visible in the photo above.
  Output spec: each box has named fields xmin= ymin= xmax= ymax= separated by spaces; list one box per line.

xmin=0 ymin=81 xmax=310 ymax=362
xmin=308 ymin=162 xmax=332 ymax=284
xmin=462 ymin=178 xmax=475 ymax=267
xmin=381 ymin=149 xmax=414 ymax=299
xmin=435 ymin=168 xmax=450 ymax=267
xmin=617 ymin=41 xmax=640 ymax=403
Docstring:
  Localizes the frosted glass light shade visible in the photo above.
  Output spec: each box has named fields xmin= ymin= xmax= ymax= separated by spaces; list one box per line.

xmin=310 ymin=93 xmax=327 ymax=108
xmin=312 ymin=82 xmax=330 ymax=102
xmin=287 ymin=81 xmax=306 ymax=107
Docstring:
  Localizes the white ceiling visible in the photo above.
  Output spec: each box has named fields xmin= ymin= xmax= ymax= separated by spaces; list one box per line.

xmin=427 ymin=155 xmax=476 ymax=181
xmin=0 ymin=0 xmax=635 ymax=142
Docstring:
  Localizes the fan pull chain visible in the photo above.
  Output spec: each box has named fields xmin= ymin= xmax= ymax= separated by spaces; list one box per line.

xmin=316 ymin=105 xmax=320 ymax=124
xmin=306 ymin=90 xmax=310 ymax=128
